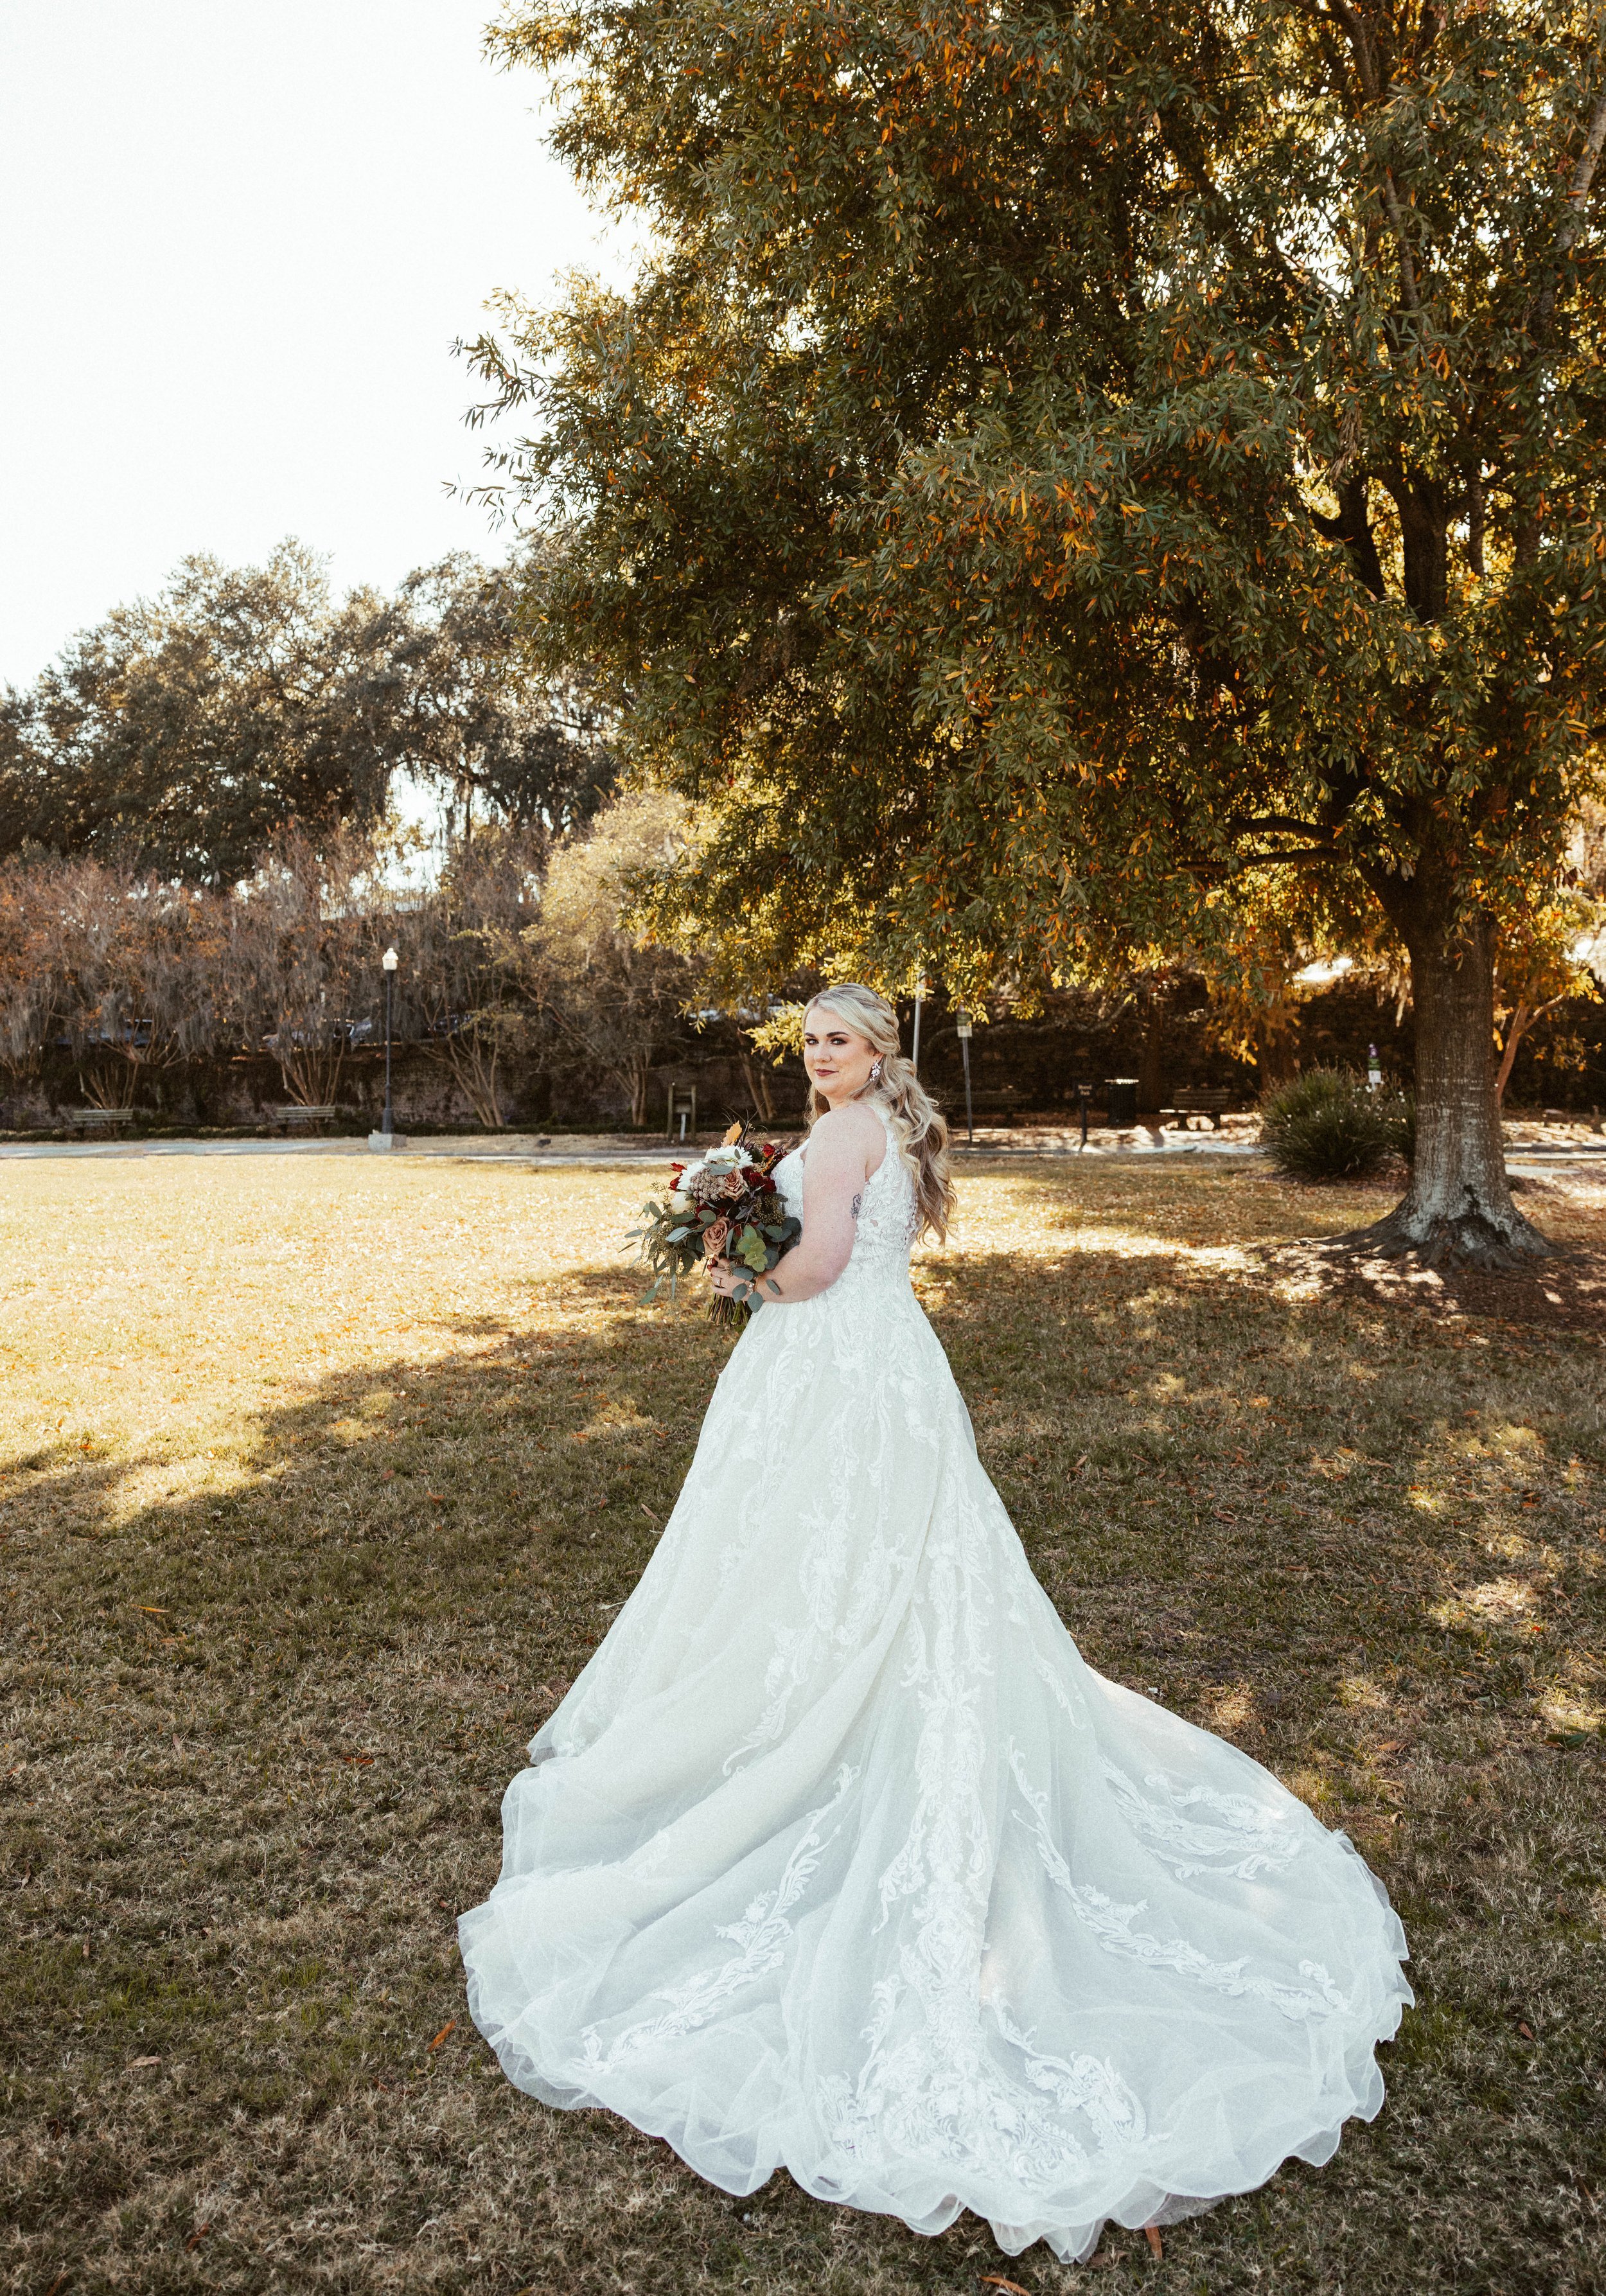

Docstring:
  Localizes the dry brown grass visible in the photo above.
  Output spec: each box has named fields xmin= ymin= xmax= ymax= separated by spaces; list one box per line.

xmin=2 ymin=1152 xmax=1603 ymax=2296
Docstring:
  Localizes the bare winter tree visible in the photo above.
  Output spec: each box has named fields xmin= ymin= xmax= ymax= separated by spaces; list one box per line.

xmin=403 ymin=827 xmax=545 ymax=1128
xmin=530 ymin=791 xmax=702 ymax=1129
xmin=226 ymin=827 xmax=379 ymax=1110
xmin=0 ymin=856 xmax=65 ymax=1095
xmin=42 ymin=862 xmax=227 ymax=1109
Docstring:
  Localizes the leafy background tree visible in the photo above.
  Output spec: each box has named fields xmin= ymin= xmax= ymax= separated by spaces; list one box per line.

xmin=0 ymin=544 xmax=384 ymax=883
xmin=386 ymin=553 xmax=615 ymax=847
xmin=0 ymin=545 xmax=612 ymax=886
xmin=473 ymin=0 xmax=1606 ymax=1264
xmin=46 ymin=861 xmax=227 ymax=1109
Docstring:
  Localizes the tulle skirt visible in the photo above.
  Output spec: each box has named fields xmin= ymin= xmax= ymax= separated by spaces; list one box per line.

xmin=459 ymin=1267 xmax=1410 ymax=2261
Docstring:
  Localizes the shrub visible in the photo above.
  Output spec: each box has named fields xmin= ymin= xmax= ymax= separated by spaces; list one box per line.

xmin=1383 ymin=1088 xmax=1416 ymax=1168
xmin=1258 ymin=1068 xmax=1397 ymax=1181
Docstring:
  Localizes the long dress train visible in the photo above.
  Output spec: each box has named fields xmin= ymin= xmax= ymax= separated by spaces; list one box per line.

xmin=458 ymin=1113 xmax=1410 ymax=2262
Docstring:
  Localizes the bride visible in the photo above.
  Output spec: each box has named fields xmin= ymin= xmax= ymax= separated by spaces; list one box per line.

xmin=459 ymin=984 xmax=1410 ymax=2263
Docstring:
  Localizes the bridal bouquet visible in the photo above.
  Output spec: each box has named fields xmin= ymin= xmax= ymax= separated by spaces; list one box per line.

xmin=630 ymin=1124 xmax=801 ymax=1332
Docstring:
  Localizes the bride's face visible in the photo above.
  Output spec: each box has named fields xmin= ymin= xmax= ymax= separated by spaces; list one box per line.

xmin=803 ymin=1007 xmax=879 ymax=1104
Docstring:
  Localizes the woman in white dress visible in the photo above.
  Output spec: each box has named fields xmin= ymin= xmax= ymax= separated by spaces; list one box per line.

xmin=459 ymin=984 xmax=1411 ymax=2264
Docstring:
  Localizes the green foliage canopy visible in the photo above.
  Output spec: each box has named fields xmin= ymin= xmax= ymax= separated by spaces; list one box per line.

xmin=474 ymin=0 xmax=1606 ymax=1016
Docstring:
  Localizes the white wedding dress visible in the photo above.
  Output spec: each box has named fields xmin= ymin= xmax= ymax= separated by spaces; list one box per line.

xmin=459 ymin=1113 xmax=1411 ymax=2261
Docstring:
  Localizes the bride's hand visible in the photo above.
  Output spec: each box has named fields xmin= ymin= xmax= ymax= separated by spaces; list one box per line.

xmin=706 ymin=1257 xmax=748 ymax=1300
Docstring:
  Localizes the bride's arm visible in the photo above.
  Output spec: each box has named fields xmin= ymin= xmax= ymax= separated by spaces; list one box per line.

xmin=710 ymin=1108 xmax=876 ymax=1305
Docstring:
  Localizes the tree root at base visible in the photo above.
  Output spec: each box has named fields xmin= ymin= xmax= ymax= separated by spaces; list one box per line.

xmin=1336 ymin=1196 xmax=1557 ymax=1273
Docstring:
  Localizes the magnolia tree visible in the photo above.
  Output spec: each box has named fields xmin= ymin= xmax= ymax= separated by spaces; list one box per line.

xmin=475 ymin=0 xmax=1606 ymax=1264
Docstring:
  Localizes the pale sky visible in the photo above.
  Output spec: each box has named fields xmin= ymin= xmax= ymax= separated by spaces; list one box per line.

xmin=1 ymin=0 xmax=626 ymax=687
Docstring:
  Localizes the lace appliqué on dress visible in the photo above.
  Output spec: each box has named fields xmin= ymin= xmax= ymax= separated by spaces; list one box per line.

xmin=1009 ymin=1749 xmax=1346 ymax=2020
xmin=579 ymin=1765 xmax=856 ymax=2074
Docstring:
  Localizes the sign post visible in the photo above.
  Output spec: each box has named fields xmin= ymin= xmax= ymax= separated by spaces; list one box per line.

xmin=956 ymin=1013 xmax=974 ymax=1144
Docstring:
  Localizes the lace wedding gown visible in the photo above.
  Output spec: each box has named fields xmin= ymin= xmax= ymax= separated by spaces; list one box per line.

xmin=459 ymin=1113 xmax=1411 ymax=2261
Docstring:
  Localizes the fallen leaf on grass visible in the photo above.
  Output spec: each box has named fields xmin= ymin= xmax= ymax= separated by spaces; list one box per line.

xmin=184 ymin=2224 xmax=211 ymax=2252
xmin=1145 ymin=2225 xmax=1165 ymax=2257
xmin=127 ymin=2055 xmax=162 ymax=2070
xmin=980 ymin=2277 xmax=1031 ymax=2295
xmin=137 ymin=1605 xmax=168 ymax=1616
xmin=1518 ymin=2020 xmax=1535 ymax=2040
xmin=427 ymin=1492 xmax=446 ymax=1505
xmin=340 ymin=1753 xmax=375 ymax=1767
xmin=427 ymin=2019 xmax=456 ymax=2051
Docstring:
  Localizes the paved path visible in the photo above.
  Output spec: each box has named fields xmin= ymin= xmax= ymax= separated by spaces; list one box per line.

xmin=4 ymin=1129 xmax=1603 ymax=1170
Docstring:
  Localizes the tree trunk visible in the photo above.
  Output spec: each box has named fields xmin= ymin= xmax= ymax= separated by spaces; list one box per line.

xmin=1252 ymin=1009 xmax=1298 ymax=1089
xmin=1354 ymin=908 xmax=1549 ymax=1267
xmin=740 ymin=1054 xmax=775 ymax=1123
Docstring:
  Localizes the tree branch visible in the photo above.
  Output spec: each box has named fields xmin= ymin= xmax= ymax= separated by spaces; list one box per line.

xmin=1535 ymin=83 xmax=1606 ymax=337
xmin=1378 ymin=170 xmax=1421 ymax=312
xmin=1309 ymin=475 xmax=1389 ymax=597
xmin=1230 ymin=813 xmax=1330 ymax=837
xmin=1296 ymin=3 xmax=1421 ymax=312
xmin=1320 ymin=0 xmax=1381 ymax=100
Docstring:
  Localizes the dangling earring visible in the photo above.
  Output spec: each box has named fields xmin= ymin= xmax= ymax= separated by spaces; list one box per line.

xmin=870 ymin=1057 xmax=884 ymax=1085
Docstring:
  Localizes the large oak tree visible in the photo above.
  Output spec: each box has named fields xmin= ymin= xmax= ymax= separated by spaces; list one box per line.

xmin=0 ymin=548 xmax=610 ymax=885
xmin=475 ymin=0 xmax=1606 ymax=1264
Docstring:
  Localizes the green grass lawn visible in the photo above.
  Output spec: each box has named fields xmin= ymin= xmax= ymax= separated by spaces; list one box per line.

xmin=2 ymin=1152 xmax=1603 ymax=2295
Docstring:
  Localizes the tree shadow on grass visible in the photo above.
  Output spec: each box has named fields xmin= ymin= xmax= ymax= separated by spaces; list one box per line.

xmin=3 ymin=1238 xmax=1603 ymax=2294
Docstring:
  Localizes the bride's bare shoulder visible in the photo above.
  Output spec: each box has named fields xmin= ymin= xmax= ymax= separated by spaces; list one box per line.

xmin=809 ymin=1102 xmax=886 ymax=1171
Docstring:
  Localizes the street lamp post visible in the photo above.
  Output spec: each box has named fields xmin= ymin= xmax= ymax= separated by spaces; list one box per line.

xmin=370 ymin=948 xmax=400 ymax=1152
xmin=382 ymin=948 xmax=398 ymax=1133
xmin=955 ymin=1012 xmax=975 ymax=1144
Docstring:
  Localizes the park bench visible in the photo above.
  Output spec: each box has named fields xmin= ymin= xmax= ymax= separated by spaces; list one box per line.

xmin=265 ymin=1104 xmax=340 ymax=1133
xmin=968 ymin=1083 xmax=1027 ymax=1118
xmin=64 ymin=1107 xmax=137 ymax=1135
xmin=1160 ymin=1088 xmax=1234 ymax=1131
